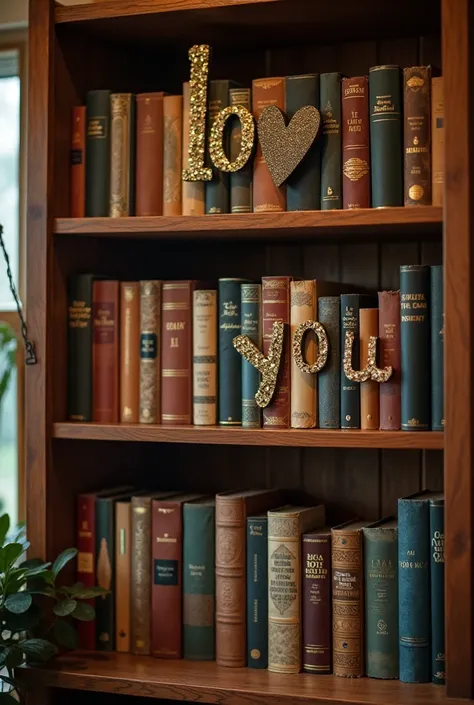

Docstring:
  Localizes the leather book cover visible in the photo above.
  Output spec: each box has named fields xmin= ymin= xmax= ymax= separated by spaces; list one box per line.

xmin=286 ymin=74 xmax=321 ymax=211
xmin=206 ymin=80 xmax=233 ymax=214
xmin=68 ymin=274 xmax=93 ymax=422
xmin=93 ymin=280 xmax=119 ymax=423
xmin=241 ymin=283 xmax=262 ymax=428
xmin=302 ymin=527 xmax=331 ymax=674
xmin=252 ymin=77 xmax=286 ymax=212
xmin=431 ymin=77 xmax=444 ymax=207
xmin=218 ymin=278 xmax=247 ymax=425
xmin=378 ymin=291 xmax=401 ymax=430
xmin=332 ymin=519 xmax=369 ymax=677
xmin=136 ymin=92 xmax=164 ymax=216
xmin=71 ymin=106 xmax=86 ymax=217
xmin=120 ymin=282 xmax=140 ymax=423
xmin=290 ymin=280 xmax=317 ymax=428
xmin=430 ymin=496 xmax=445 ymax=684
xmin=161 ymin=281 xmax=195 ymax=424
xmin=230 ymin=88 xmax=252 ymax=213
xmin=430 ymin=266 xmax=444 ymax=430
xmin=115 ymin=500 xmax=132 ymax=652
xmin=182 ymin=82 xmax=205 ymax=215
xmin=215 ymin=488 xmax=282 ymax=667
xmin=77 ymin=492 xmax=97 ymax=649
xmin=404 ymin=66 xmax=432 ymax=205
xmin=369 ymin=65 xmax=403 ymax=207
xmin=320 ymin=73 xmax=342 ymax=209
xmin=262 ymin=276 xmax=291 ymax=428
xmin=342 ymin=76 xmax=370 ymax=209
xmin=360 ymin=307 xmax=379 ymax=430
xmin=318 ymin=296 xmax=340 ymax=428
xmin=268 ymin=504 xmax=326 ymax=674
xmin=110 ymin=93 xmax=136 ymax=217
xmin=139 ymin=280 xmax=161 ymax=424
xmin=163 ymin=95 xmax=183 ymax=216
xmin=247 ymin=515 xmax=268 ymax=668
xmin=86 ymin=90 xmax=111 ymax=217
xmin=193 ymin=289 xmax=217 ymax=426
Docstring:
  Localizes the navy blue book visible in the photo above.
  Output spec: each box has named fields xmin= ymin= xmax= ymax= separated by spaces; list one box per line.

xmin=430 ymin=266 xmax=444 ymax=430
xmin=218 ymin=278 xmax=247 ymax=425
xmin=241 ymin=283 xmax=262 ymax=428
xmin=247 ymin=515 xmax=268 ymax=668
xmin=318 ymin=296 xmax=340 ymax=428
xmin=430 ymin=496 xmax=445 ymax=684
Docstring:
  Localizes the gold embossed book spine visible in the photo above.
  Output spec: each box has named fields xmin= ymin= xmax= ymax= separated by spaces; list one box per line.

xmin=193 ymin=289 xmax=217 ymax=425
xmin=431 ymin=76 xmax=444 ymax=207
xmin=342 ymin=76 xmax=370 ymax=209
xmin=120 ymin=282 xmax=140 ymax=423
xmin=131 ymin=495 xmax=153 ymax=655
xmin=110 ymin=93 xmax=136 ymax=217
xmin=139 ymin=281 xmax=161 ymax=424
xmin=290 ymin=280 xmax=317 ymax=428
xmin=403 ymin=66 xmax=432 ymax=206
xmin=163 ymin=95 xmax=183 ymax=216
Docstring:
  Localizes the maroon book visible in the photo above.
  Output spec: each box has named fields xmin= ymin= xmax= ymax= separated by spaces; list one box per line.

xmin=302 ymin=528 xmax=332 ymax=674
xmin=378 ymin=291 xmax=401 ymax=430
xmin=262 ymin=276 xmax=291 ymax=428
xmin=342 ymin=76 xmax=370 ymax=209
xmin=93 ymin=280 xmax=119 ymax=423
xmin=76 ymin=493 xmax=96 ymax=649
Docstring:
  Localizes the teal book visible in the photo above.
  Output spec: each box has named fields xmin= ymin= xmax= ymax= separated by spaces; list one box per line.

xmin=430 ymin=496 xmax=445 ymax=684
xmin=241 ymin=283 xmax=262 ymax=428
xmin=430 ymin=265 xmax=444 ymax=430
xmin=86 ymin=90 xmax=111 ymax=217
xmin=318 ymin=296 xmax=340 ymax=428
xmin=67 ymin=274 xmax=93 ymax=422
xmin=320 ymin=72 xmax=342 ymax=209
xmin=183 ymin=498 xmax=216 ymax=660
xmin=363 ymin=518 xmax=399 ymax=679
xmin=218 ymin=278 xmax=247 ymax=425
xmin=230 ymin=87 xmax=252 ymax=213
xmin=205 ymin=80 xmax=234 ymax=214
xmin=247 ymin=515 xmax=268 ymax=668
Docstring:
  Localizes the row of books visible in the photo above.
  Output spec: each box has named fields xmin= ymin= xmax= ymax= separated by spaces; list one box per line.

xmin=77 ymin=487 xmax=444 ymax=684
xmin=67 ymin=266 xmax=443 ymax=431
xmin=70 ymin=65 xmax=444 ymax=219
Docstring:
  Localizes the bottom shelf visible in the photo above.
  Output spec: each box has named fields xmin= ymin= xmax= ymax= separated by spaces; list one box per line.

xmin=22 ymin=652 xmax=457 ymax=705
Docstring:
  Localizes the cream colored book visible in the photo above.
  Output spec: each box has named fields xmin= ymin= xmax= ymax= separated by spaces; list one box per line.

xmin=193 ymin=289 xmax=217 ymax=425
xmin=182 ymin=82 xmax=205 ymax=215
xmin=163 ymin=95 xmax=183 ymax=216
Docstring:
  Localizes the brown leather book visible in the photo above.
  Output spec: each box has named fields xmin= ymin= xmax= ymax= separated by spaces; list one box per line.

xmin=136 ymin=92 xmax=164 ymax=216
xmin=182 ymin=82 xmax=205 ymax=215
xmin=431 ymin=76 xmax=444 ymax=207
xmin=115 ymin=500 xmax=131 ymax=652
xmin=161 ymin=281 xmax=195 ymax=425
xmin=342 ymin=76 xmax=370 ymax=209
xmin=93 ymin=280 xmax=119 ymax=423
xmin=360 ymin=307 xmax=379 ymax=430
xmin=70 ymin=106 xmax=86 ymax=218
xmin=139 ymin=281 xmax=161 ymax=424
xmin=120 ymin=282 xmax=140 ymax=423
xmin=403 ymin=66 xmax=432 ymax=205
xmin=163 ymin=95 xmax=183 ymax=216
xmin=302 ymin=528 xmax=332 ymax=674
xmin=252 ymin=77 xmax=286 ymax=213
xmin=378 ymin=291 xmax=401 ymax=430
xmin=216 ymin=488 xmax=282 ymax=667
xmin=290 ymin=280 xmax=317 ymax=428
xmin=262 ymin=276 xmax=291 ymax=428
xmin=110 ymin=93 xmax=135 ymax=217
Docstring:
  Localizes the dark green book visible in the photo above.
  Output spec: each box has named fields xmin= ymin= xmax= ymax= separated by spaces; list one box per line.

xmin=183 ymin=498 xmax=215 ymax=660
xmin=241 ymin=283 xmax=261 ymax=428
xmin=369 ymin=66 xmax=403 ymax=207
xmin=218 ymin=278 xmax=247 ymax=425
xmin=320 ymin=72 xmax=342 ymax=210
xmin=230 ymin=87 xmax=252 ymax=213
xmin=318 ymin=296 xmax=340 ymax=428
xmin=400 ymin=265 xmax=431 ymax=430
xmin=286 ymin=74 xmax=320 ymax=210
xmin=430 ymin=496 xmax=445 ymax=684
xmin=205 ymin=80 xmax=234 ymax=214
xmin=363 ymin=518 xmax=399 ymax=679
xmin=67 ymin=274 xmax=93 ymax=422
xmin=247 ymin=515 xmax=268 ymax=668
xmin=430 ymin=265 xmax=444 ymax=430
xmin=86 ymin=90 xmax=111 ymax=217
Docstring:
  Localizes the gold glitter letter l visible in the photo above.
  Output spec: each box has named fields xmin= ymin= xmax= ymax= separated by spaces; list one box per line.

xmin=182 ymin=44 xmax=213 ymax=182
xmin=233 ymin=320 xmax=284 ymax=408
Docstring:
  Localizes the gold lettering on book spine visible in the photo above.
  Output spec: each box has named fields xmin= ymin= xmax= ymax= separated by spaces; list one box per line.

xmin=139 ymin=281 xmax=161 ymax=424
xmin=110 ymin=94 xmax=132 ymax=217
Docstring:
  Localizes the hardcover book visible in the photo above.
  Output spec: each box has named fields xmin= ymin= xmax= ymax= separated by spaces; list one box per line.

xmin=182 ymin=82 xmax=205 ymax=215
xmin=378 ymin=291 xmax=401 ymax=430
xmin=431 ymin=77 xmax=444 ymax=207
xmin=136 ymin=92 xmax=164 ymax=216
xmin=320 ymin=72 xmax=342 ymax=209
xmin=290 ymin=280 xmax=317 ymax=428
xmin=230 ymin=87 xmax=252 ymax=213
xmin=120 ymin=282 xmax=140 ymax=423
xmin=218 ymin=278 xmax=246 ymax=425
xmin=115 ymin=500 xmax=132 ymax=652
xmin=262 ymin=276 xmax=292 ymax=428
xmin=205 ymin=80 xmax=232 ymax=214
xmin=93 ymin=280 xmax=119 ymax=423
xmin=431 ymin=266 xmax=444 ymax=430
xmin=70 ymin=106 xmax=86 ymax=218
xmin=318 ymin=296 xmax=340 ymax=428
xmin=342 ymin=76 xmax=370 ymax=209
xmin=68 ymin=274 xmax=93 ymax=422
xmin=86 ymin=89 xmax=111 ymax=217
xmin=430 ymin=496 xmax=445 ymax=684
xmin=302 ymin=527 xmax=332 ymax=674
xmin=360 ymin=307 xmax=379 ymax=430
xmin=403 ymin=66 xmax=432 ymax=206
xmin=193 ymin=289 xmax=217 ymax=426
xmin=110 ymin=93 xmax=135 ymax=217
xmin=241 ymin=283 xmax=262 ymax=428
xmin=247 ymin=514 xmax=268 ymax=668
xmin=163 ymin=95 xmax=183 ymax=216
xmin=139 ymin=280 xmax=161 ymax=424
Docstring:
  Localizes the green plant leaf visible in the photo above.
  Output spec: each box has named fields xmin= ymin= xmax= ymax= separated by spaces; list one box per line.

xmin=0 ymin=543 xmax=24 ymax=572
xmin=69 ymin=586 xmax=108 ymax=599
xmin=71 ymin=601 xmax=95 ymax=621
xmin=22 ymin=638 xmax=57 ymax=663
xmin=2 ymin=603 xmax=41 ymax=632
xmin=0 ymin=674 xmax=17 ymax=688
xmin=23 ymin=562 xmax=52 ymax=578
xmin=5 ymin=646 xmax=24 ymax=671
xmin=53 ymin=598 xmax=77 ymax=617
xmin=0 ymin=514 xmax=10 ymax=546
xmin=53 ymin=619 xmax=79 ymax=650
xmin=52 ymin=548 xmax=78 ymax=578
xmin=4 ymin=592 xmax=32 ymax=614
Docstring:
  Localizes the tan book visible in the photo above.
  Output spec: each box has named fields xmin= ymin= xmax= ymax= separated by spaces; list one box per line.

xmin=193 ymin=289 xmax=217 ymax=425
xmin=431 ymin=76 xmax=444 ymax=207
xmin=290 ymin=280 xmax=317 ymax=428
xmin=139 ymin=280 xmax=161 ymax=424
xmin=115 ymin=500 xmax=131 ymax=652
xmin=182 ymin=82 xmax=205 ymax=215
xmin=360 ymin=307 xmax=379 ymax=430
xmin=163 ymin=95 xmax=183 ymax=216
xmin=110 ymin=93 xmax=135 ymax=217
xmin=268 ymin=504 xmax=326 ymax=673
xmin=120 ymin=282 xmax=140 ymax=423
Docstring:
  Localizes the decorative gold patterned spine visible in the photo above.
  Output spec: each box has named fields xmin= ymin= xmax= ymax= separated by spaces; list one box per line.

xmin=193 ymin=289 xmax=217 ymax=425
xmin=290 ymin=280 xmax=317 ymax=428
xmin=110 ymin=93 xmax=135 ymax=217
xmin=131 ymin=496 xmax=152 ymax=655
xmin=139 ymin=281 xmax=161 ymax=424
xmin=163 ymin=95 xmax=183 ymax=216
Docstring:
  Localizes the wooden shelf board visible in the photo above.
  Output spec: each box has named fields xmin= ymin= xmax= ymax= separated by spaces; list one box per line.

xmin=53 ymin=423 xmax=443 ymax=449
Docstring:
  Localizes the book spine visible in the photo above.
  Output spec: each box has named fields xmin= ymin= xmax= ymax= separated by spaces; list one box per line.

xmin=92 ymin=280 xmax=119 ymax=423
xmin=206 ymin=80 xmax=230 ymax=214
xmin=286 ymin=74 xmax=321 ymax=210
xmin=193 ymin=290 xmax=217 ymax=425
xmin=363 ymin=526 xmax=399 ymax=679
xmin=183 ymin=504 xmax=216 ymax=660
xmin=182 ymin=82 xmax=205 ymax=215
xmin=85 ymin=90 xmax=111 ymax=217
xmin=431 ymin=266 xmax=444 ymax=430
xmin=404 ymin=66 xmax=432 ymax=205
xmin=163 ymin=95 xmax=183 ymax=216
xmin=342 ymin=76 xmax=370 ymax=209
xmin=246 ymin=517 xmax=268 ymax=668
xmin=262 ymin=276 xmax=291 ymax=428
xmin=360 ymin=308 xmax=379 ymax=430
xmin=318 ymin=296 xmax=340 ymax=428
xmin=252 ymin=77 xmax=286 ymax=212
xmin=139 ymin=281 xmax=161 ymax=424
xmin=430 ymin=499 xmax=445 ymax=684
xmin=369 ymin=66 xmax=403 ymax=207
xmin=302 ymin=533 xmax=331 ymax=674
xmin=431 ymin=77 xmax=444 ymax=207
xmin=398 ymin=497 xmax=431 ymax=682
xmin=332 ymin=528 xmax=364 ymax=677
xmin=378 ymin=291 xmax=401 ymax=430
xmin=218 ymin=279 xmax=244 ymax=425
xmin=120 ymin=282 xmax=140 ymax=423
xmin=110 ymin=93 xmax=135 ymax=217
xmin=320 ymin=72 xmax=342 ymax=209
xmin=115 ymin=501 xmax=131 ymax=653
xmin=131 ymin=497 xmax=152 ymax=655
xmin=241 ymin=283 xmax=262 ymax=428
xmin=230 ymin=88 xmax=252 ymax=213
xmin=400 ymin=265 xmax=431 ymax=430
xmin=68 ymin=274 xmax=93 ymax=422
xmin=95 ymin=498 xmax=115 ymax=651
xmin=340 ymin=294 xmax=361 ymax=429
xmin=290 ymin=280 xmax=317 ymax=428
xmin=161 ymin=281 xmax=194 ymax=425
xmin=76 ymin=494 xmax=96 ymax=649
xmin=136 ymin=93 xmax=164 ymax=216
xmin=71 ymin=106 xmax=86 ymax=217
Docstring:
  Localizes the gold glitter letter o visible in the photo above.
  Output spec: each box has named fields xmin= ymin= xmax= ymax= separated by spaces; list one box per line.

xmin=182 ymin=44 xmax=213 ymax=182
xmin=292 ymin=320 xmax=329 ymax=374
xmin=209 ymin=105 xmax=255 ymax=173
